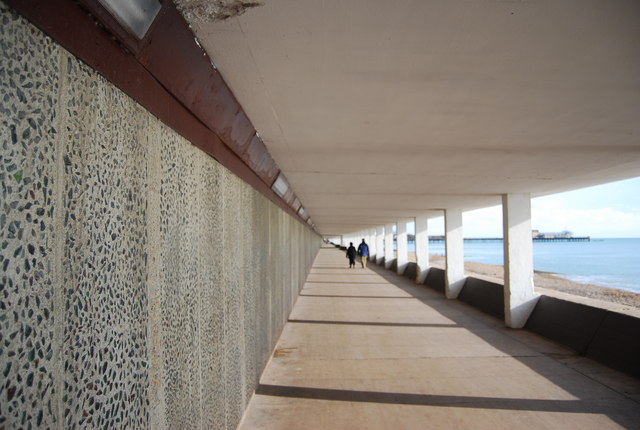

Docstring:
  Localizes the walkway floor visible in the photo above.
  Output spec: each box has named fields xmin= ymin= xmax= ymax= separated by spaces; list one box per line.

xmin=238 ymin=245 xmax=640 ymax=429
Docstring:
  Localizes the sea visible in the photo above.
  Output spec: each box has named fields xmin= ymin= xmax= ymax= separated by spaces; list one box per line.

xmin=408 ymin=238 xmax=640 ymax=294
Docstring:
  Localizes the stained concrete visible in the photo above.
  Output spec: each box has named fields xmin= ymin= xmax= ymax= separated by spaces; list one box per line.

xmin=238 ymin=245 xmax=640 ymax=430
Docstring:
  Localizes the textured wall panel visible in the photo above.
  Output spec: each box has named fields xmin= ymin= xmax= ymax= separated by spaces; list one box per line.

xmin=1 ymin=5 xmax=321 ymax=429
xmin=197 ymin=157 xmax=225 ymax=429
xmin=0 ymin=5 xmax=60 ymax=428
xmin=269 ymin=206 xmax=282 ymax=344
xmin=254 ymin=193 xmax=272 ymax=370
xmin=58 ymin=56 xmax=151 ymax=429
xmin=158 ymin=128 xmax=201 ymax=428
xmin=221 ymin=169 xmax=245 ymax=425
xmin=145 ymin=115 xmax=166 ymax=429
xmin=242 ymin=186 xmax=258 ymax=404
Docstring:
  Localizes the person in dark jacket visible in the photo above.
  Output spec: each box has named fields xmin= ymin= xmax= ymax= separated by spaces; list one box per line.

xmin=357 ymin=239 xmax=369 ymax=268
xmin=346 ymin=242 xmax=357 ymax=268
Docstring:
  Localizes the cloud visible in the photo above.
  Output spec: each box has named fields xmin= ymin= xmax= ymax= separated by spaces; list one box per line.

xmin=431 ymin=201 xmax=640 ymax=238
xmin=427 ymin=206 xmax=504 ymax=237
xmin=531 ymin=200 xmax=640 ymax=238
xmin=463 ymin=206 xmax=503 ymax=237
xmin=415 ymin=191 xmax=640 ymax=238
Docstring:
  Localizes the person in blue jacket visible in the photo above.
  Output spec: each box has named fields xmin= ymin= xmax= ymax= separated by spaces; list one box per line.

xmin=357 ymin=239 xmax=370 ymax=268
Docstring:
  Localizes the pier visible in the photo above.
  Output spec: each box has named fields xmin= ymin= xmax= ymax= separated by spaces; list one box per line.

xmin=532 ymin=236 xmax=590 ymax=242
xmin=427 ymin=236 xmax=591 ymax=242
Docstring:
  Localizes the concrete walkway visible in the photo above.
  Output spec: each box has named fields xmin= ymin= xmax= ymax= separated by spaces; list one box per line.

xmin=238 ymin=246 xmax=640 ymax=429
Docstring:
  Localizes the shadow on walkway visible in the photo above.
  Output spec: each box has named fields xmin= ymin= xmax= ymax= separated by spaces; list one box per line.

xmin=239 ymin=246 xmax=640 ymax=430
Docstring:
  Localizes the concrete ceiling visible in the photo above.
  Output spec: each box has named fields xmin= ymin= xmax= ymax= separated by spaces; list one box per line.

xmin=179 ymin=0 xmax=640 ymax=235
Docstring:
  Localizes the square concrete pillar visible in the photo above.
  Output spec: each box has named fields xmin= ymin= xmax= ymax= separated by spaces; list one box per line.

xmin=415 ymin=215 xmax=430 ymax=283
xmin=356 ymin=231 xmax=364 ymax=254
xmin=367 ymin=228 xmax=376 ymax=258
xmin=376 ymin=226 xmax=384 ymax=264
xmin=396 ymin=221 xmax=409 ymax=275
xmin=384 ymin=223 xmax=395 ymax=269
xmin=445 ymin=209 xmax=465 ymax=299
xmin=502 ymin=194 xmax=539 ymax=328
xmin=367 ymin=228 xmax=376 ymax=259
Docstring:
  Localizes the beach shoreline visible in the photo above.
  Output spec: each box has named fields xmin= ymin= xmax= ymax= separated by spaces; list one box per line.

xmin=406 ymin=252 xmax=640 ymax=313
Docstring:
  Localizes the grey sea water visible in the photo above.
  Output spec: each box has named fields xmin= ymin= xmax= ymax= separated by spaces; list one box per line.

xmin=416 ymin=238 xmax=640 ymax=294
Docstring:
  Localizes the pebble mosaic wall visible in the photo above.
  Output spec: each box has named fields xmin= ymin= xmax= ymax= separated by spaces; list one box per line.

xmin=1 ymin=5 xmax=60 ymax=429
xmin=58 ymin=55 xmax=151 ymax=430
xmin=0 ymin=3 xmax=321 ymax=429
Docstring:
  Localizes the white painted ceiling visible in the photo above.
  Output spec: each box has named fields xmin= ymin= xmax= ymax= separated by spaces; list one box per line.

xmin=181 ymin=0 xmax=640 ymax=235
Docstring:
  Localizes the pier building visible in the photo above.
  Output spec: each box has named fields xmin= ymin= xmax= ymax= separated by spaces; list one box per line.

xmin=531 ymin=230 xmax=590 ymax=241
xmin=2 ymin=0 xmax=640 ymax=428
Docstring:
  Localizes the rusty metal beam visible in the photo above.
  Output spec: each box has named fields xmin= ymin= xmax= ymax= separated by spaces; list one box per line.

xmin=5 ymin=0 xmax=309 ymax=227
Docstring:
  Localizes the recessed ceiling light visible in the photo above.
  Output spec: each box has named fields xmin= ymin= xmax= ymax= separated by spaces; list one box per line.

xmin=272 ymin=173 xmax=289 ymax=198
xmin=98 ymin=0 xmax=161 ymax=39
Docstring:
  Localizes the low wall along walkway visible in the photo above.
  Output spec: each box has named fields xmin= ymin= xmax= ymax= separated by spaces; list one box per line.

xmin=379 ymin=258 xmax=640 ymax=379
xmin=0 ymin=5 xmax=320 ymax=428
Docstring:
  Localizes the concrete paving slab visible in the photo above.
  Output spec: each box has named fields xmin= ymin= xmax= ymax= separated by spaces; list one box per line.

xmin=238 ymin=246 xmax=640 ymax=429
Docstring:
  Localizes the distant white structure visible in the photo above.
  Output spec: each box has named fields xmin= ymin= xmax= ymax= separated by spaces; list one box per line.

xmin=532 ymin=230 xmax=574 ymax=239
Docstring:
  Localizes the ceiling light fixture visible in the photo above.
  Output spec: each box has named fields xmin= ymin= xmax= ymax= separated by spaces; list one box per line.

xmin=271 ymin=173 xmax=289 ymax=198
xmin=97 ymin=0 xmax=161 ymax=39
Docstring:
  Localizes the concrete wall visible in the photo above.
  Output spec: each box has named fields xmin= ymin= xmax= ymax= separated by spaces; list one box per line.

xmin=405 ymin=266 xmax=640 ymax=379
xmin=0 ymin=4 xmax=320 ymax=429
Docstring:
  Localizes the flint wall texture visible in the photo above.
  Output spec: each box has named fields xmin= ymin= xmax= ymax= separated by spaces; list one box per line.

xmin=0 ymin=4 xmax=320 ymax=429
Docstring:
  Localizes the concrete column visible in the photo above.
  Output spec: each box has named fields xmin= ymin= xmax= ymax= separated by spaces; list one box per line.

xmin=340 ymin=235 xmax=344 ymax=247
xmin=368 ymin=228 xmax=376 ymax=258
xmin=445 ymin=209 xmax=465 ymax=299
xmin=367 ymin=229 xmax=376 ymax=258
xmin=397 ymin=221 xmax=408 ymax=275
xmin=348 ymin=233 xmax=355 ymax=248
xmin=502 ymin=193 xmax=539 ymax=328
xmin=357 ymin=231 xmax=365 ymax=254
xmin=376 ymin=226 xmax=384 ymax=264
xmin=365 ymin=229 xmax=376 ymax=264
xmin=415 ymin=215 xmax=430 ymax=283
xmin=384 ymin=223 xmax=395 ymax=269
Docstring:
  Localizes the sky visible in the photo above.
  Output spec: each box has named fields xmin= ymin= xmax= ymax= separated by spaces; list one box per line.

xmin=424 ymin=177 xmax=640 ymax=238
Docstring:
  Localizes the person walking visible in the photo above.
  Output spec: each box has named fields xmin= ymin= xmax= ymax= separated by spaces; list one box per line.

xmin=357 ymin=238 xmax=369 ymax=268
xmin=346 ymin=242 xmax=357 ymax=268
